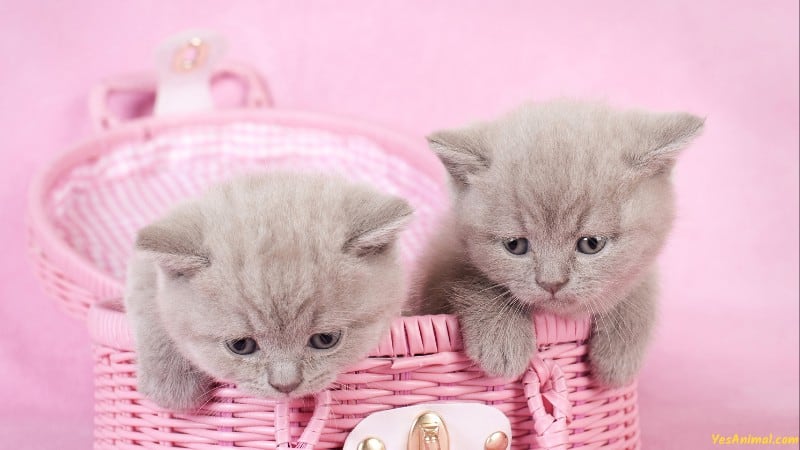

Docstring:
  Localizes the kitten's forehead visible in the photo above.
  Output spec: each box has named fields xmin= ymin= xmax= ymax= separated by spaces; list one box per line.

xmin=469 ymin=103 xmax=632 ymax=236
xmin=471 ymin=162 xmax=619 ymax=239
xmin=194 ymin=239 xmax=385 ymax=338
xmin=205 ymin=252 xmax=356 ymax=318
xmin=485 ymin=101 xmax=638 ymax=177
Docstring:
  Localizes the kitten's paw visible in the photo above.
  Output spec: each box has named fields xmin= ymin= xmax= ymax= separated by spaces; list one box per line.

xmin=137 ymin=366 xmax=215 ymax=412
xmin=463 ymin=322 xmax=535 ymax=379
xmin=588 ymin=333 xmax=641 ymax=388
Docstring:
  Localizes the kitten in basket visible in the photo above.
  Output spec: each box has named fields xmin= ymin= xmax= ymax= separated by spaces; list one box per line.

xmin=125 ymin=173 xmax=412 ymax=410
xmin=414 ymin=100 xmax=703 ymax=385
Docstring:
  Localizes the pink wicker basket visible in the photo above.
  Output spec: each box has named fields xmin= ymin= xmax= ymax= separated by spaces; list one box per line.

xmin=27 ymin=50 xmax=641 ymax=449
xmin=91 ymin=300 xmax=639 ymax=449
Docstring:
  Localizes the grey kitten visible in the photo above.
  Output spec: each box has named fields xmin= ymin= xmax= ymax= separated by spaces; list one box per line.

xmin=125 ymin=173 xmax=412 ymax=410
xmin=414 ymin=100 xmax=703 ymax=386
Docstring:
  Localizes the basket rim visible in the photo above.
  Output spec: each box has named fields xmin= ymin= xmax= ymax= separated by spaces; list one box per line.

xmin=28 ymin=107 xmax=448 ymax=309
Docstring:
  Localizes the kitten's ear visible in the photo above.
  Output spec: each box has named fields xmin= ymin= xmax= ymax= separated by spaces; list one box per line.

xmin=626 ymin=112 xmax=705 ymax=178
xmin=135 ymin=206 xmax=210 ymax=277
xmin=344 ymin=195 xmax=413 ymax=257
xmin=427 ymin=127 xmax=490 ymax=187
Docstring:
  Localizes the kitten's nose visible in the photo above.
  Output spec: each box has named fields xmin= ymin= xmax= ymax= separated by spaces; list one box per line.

xmin=270 ymin=380 xmax=301 ymax=394
xmin=537 ymin=279 xmax=567 ymax=294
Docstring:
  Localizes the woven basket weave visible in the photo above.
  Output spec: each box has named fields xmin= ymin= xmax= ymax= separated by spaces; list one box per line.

xmin=27 ymin=63 xmax=641 ymax=449
xmin=91 ymin=300 xmax=639 ymax=449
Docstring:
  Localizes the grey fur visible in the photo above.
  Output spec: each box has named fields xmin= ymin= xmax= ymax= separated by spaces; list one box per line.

xmin=413 ymin=100 xmax=703 ymax=385
xmin=125 ymin=173 xmax=412 ymax=410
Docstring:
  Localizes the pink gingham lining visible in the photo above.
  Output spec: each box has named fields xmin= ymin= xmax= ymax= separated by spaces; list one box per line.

xmin=28 ymin=109 xmax=449 ymax=318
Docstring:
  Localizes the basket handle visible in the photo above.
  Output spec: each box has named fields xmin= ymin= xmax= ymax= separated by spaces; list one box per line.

xmin=275 ymin=389 xmax=332 ymax=448
xmin=88 ymin=61 xmax=272 ymax=132
xmin=522 ymin=357 xmax=571 ymax=449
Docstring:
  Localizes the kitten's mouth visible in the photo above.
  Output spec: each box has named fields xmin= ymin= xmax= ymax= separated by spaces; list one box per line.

xmin=240 ymin=384 xmax=307 ymax=400
xmin=509 ymin=293 xmax=578 ymax=313
xmin=249 ymin=376 xmax=333 ymax=399
xmin=534 ymin=294 xmax=583 ymax=314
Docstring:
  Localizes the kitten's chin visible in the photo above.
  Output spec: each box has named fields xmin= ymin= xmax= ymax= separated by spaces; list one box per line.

xmin=237 ymin=378 xmax=336 ymax=400
xmin=530 ymin=295 xmax=587 ymax=317
xmin=238 ymin=384 xmax=304 ymax=400
xmin=286 ymin=382 xmax=333 ymax=399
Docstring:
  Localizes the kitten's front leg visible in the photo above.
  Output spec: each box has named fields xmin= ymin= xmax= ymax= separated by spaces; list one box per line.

xmin=126 ymin=258 xmax=214 ymax=411
xmin=589 ymin=276 xmax=656 ymax=387
xmin=133 ymin=322 xmax=215 ymax=411
xmin=455 ymin=281 xmax=536 ymax=379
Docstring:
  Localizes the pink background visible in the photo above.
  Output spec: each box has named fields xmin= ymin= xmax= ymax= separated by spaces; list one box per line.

xmin=1 ymin=1 xmax=797 ymax=449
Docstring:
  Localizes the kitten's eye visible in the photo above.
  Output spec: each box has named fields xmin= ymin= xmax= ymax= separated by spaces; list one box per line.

xmin=577 ymin=236 xmax=607 ymax=254
xmin=308 ymin=331 xmax=342 ymax=350
xmin=225 ymin=338 xmax=259 ymax=355
xmin=503 ymin=238 xmax=529 ymax=255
